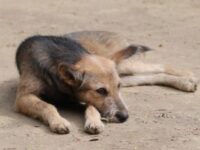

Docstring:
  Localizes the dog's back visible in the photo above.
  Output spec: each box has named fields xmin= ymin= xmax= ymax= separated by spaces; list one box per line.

xmin=65 ymin=31 xmax=130 ymax=57
xmin=16 ymin=35 xmax=87 ymax=74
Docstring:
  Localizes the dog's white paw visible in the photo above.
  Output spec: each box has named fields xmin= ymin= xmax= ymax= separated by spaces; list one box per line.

xmin=178 ymin=76 xmax=198 ymax=92
xmin=49 ymin=117 xmax=71 ymax=134
xmin=84 ymin=119 xmax=104 ymax=134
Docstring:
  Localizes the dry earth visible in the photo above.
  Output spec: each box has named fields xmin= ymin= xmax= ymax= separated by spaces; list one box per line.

xmin=0 ymin=0 xmax=200 ymax=149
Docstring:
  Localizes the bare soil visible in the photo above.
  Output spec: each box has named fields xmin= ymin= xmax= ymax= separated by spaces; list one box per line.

xmin=0 ymin=0 xmax=200 ymax=149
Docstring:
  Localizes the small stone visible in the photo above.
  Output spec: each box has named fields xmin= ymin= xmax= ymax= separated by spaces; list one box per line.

xmin=89 ymin=138 xmax=99 ymax=142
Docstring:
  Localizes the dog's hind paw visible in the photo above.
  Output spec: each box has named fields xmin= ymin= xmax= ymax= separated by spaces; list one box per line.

xmin=49 ymin=117 xmax=71 ymax=134
xmin=178 ymin=76 xmax=198 ymax=92
xmin=84 ymin=119 xmax=104 ymax=134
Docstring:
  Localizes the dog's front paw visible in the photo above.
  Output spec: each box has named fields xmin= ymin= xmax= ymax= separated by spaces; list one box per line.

xmin=49 ymin=117 xmax=71 ymax=134
xmin=84 ymin=119 xmax=104 ymax=134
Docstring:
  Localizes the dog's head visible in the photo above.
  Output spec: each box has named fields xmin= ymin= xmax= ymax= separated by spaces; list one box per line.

xmin=58 ymin=53 xmax=128 ymax=123
xmin=58 ymin=45 xmax=150 ymax=123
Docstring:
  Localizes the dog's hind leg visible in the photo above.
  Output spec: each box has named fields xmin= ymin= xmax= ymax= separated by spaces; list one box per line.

xmin=117 ymin=60 xmax=195 ymax=77
xmin=84 ymin=105 xmax=104 ymax=134
xmin=121 ymin=74 xmax=197 ymax=92
xmin=15 ymin=73 xmax=70 ymax=134
xmin=117 ymin=59 xmax=198 ymax=92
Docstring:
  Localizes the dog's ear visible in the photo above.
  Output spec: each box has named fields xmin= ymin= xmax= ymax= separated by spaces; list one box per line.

xmin=110 ymin=45 xmax=151 ymax=64
xmin=58 ymin=63 xmax=84 ymax=87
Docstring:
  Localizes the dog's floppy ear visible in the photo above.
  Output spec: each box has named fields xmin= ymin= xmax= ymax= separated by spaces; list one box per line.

xmin=58 ymin=63 xmax=84 ymax=87
xmin=110 ymin=45 xmax=152 ymax=64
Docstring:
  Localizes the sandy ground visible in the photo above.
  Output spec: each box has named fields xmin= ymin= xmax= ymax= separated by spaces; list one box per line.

xmin=0 ymin=0 xmax=200 ymax=149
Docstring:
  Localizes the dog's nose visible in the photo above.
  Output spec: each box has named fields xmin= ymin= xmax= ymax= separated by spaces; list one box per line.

xmin=115 ymin=111 xmax=129 ymax=122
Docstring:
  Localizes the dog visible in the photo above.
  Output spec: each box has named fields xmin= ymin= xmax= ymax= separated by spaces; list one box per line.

xmin=15 ymin=31 xmax=198 ymax=134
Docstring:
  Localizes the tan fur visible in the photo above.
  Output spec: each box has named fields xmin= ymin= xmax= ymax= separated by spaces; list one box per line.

xmin=117 ymin=59 xmax=197 ymax=92
xmin=84 ymin=105 xmax=104 ymax=134
xmin=121 ymin=74 xmax=197 ymax=92
xmin=15 ymin=71 xmax=70 ymax=134
xmin=66 ymin=31 xmax=129 ymax=57
xmin=74 ymin=55 xmax=123 ymax=114
xmin=67 ymin=31 xmax=197 ymax=92
xmin=118 ymin=59 xmax=195 ymax=77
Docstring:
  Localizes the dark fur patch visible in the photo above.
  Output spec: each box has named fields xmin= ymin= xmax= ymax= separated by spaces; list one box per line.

xmin=111 ymin=44 xmax=152 ymax=63
xmin=16 ymin=35 xmax=89 ymax=72
xmin=16 ymin=35 xmax=90 ymax=98
xmin=122 ymin=45 xmax=152 ymax=59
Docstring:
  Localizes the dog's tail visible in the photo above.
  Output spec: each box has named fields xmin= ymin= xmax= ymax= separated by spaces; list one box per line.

xmin=111 ymin=44 xmax=152 ymax=64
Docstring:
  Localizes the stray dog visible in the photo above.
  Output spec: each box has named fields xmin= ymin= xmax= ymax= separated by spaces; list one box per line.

xmin=15 ymin=31 xmax=198 ymax=134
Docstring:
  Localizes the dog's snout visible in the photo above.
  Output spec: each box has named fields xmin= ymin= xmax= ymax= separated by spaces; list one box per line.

xmin=115 ymin=111 xmax=129 ymax=122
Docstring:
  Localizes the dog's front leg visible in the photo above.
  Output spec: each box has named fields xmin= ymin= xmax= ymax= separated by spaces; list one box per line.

xmin=84 ymin=105 xmax=104 ymax=134
xmin=15 ymin=94 xmax=71 ymax=134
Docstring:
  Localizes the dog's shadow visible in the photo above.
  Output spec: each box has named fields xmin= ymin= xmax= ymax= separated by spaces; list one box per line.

xmin=0 ymin=78 xmax=85 ymax=134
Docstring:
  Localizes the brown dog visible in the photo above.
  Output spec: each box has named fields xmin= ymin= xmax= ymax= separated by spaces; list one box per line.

xmin=15 ymin=31 xmax=197 ymax=134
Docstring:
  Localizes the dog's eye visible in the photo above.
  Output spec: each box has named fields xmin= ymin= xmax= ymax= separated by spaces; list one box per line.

xmin=96 ymin=88 xmax=108 ymax=96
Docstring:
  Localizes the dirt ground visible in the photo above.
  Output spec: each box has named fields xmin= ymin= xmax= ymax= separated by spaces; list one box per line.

xmin=0 ymin=0 xmax=200 ymax=149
